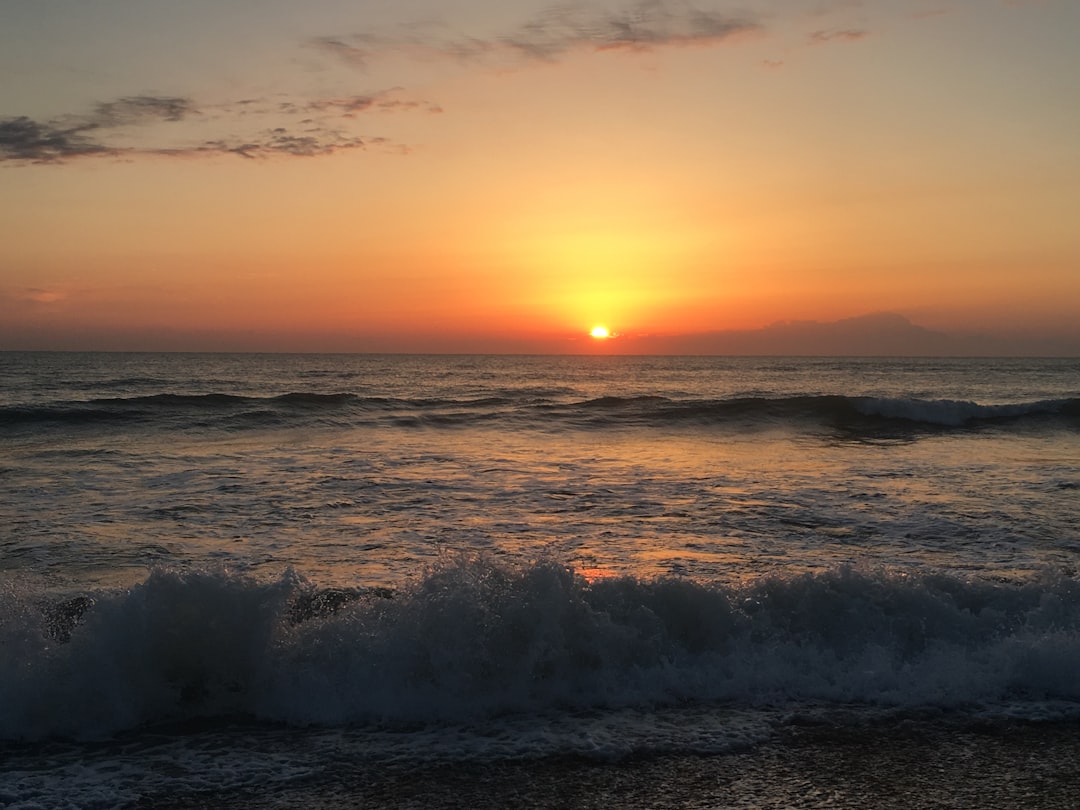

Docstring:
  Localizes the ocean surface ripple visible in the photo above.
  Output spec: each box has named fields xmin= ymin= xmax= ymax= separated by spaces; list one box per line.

xmin=2 ymin=353 xmax=1080 ymax=806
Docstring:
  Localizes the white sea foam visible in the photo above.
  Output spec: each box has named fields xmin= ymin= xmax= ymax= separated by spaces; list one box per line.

xmin=4 ymin=560 xmax=1080 ymax=742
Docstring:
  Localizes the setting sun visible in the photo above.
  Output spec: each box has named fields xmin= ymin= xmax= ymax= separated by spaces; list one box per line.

xmin=590 ymin=325 xmax=610 ymax=339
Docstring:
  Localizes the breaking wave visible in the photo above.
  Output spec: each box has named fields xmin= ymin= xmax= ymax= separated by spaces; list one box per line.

xmin=4 ymin=559 xmax=1080 ymax=741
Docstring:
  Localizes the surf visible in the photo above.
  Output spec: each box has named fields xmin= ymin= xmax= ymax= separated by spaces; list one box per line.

xmin=5 ymin=558 xmax=1080 ymax=741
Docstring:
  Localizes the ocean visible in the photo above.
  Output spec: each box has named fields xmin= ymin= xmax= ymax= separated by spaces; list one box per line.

xmin=2 ymin=352 xmax=1079 ymax=808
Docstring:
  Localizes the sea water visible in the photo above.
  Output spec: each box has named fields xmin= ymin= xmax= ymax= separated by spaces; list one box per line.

xmin=1 ymin=353 xmax=1079 ymax=807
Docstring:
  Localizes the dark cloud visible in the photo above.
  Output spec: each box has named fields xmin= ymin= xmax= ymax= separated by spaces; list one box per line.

xmin=193 ymin=127 xmax=367 ymax=159
xmin=1 ymin=95 xmax=196 ymax=164
xmin=269 ymin=88 xmax=441 ymax=121
xmin=310 ymin=36 xmax=378 ymax=68
xmin=0 ymin=92 xmax=415 ymax=165
xmin=305 ymin=95 xmax=379 ymax=116
xmin=0 ymin=116 xmax=116 ymax=162
xmin=809 ymin=28 xmax=869 ymax=43
xmin=275 ymin=96 xmax=371 ymax=117
xmin=89 ymin=96 xmax=193 ymax=127
xmin=314 ymin=1 xmax=761 ymax=69
xmin=499 ymin=1 xmax=760 ymax=59
xmin=301 ymin=92 xmax=442 ymax=117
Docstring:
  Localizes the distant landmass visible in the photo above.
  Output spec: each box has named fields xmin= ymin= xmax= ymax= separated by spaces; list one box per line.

xmin=3 ymin=312 xmax=1078 ymax=355
xmin=622 ymin=313 xmax=1080 ymax=357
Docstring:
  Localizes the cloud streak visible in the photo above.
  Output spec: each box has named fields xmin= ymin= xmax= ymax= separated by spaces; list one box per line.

xmin=20 ymin=287 xmax=67 ymax=305
xmin=314 ymin=0 xmax=761 ymax=69
xmin=162 ymin=129 xmax=371 ymax=160
xmin=493 ymin=1 xmax=761 ymax=59
xmin=311 ymin=36 xmax=379 ymax=69
xmin=0 ymin=90 xmax=423 ymax=165
xmin=0 ymin=95 xmax=197 ymax=163
xmin=1 ymin=3 xmax=873 ymax=167
xmin=808 ymin=28 xmax=870 ymax=44
xmin=87 ymin=96 xmax=192 ymax=127
xmin=0 ymin=116 xmax=118 ymax=163
xmin=281 ymin=90 xmax=443 ymax=118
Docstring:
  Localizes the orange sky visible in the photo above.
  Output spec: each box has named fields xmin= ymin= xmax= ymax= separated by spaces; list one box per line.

xmin=2 ymin=1 xmax=1078 ymax=353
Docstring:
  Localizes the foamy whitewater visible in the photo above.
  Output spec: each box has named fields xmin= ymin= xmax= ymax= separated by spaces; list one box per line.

xmin=2 ymin=353 xmax=1079 ymax=807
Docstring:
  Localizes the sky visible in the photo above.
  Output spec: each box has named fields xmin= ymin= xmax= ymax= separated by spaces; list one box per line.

xmin=1 ymin=0 xmax=1078 ymax=354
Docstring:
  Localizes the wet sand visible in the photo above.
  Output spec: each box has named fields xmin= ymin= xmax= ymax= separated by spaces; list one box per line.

xmin=133 ymin=718 xmax=1080 ymax=809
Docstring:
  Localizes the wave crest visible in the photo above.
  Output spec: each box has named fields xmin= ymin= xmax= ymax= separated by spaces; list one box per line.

xmin=4 ymin=559 xmax=1080 ymax=740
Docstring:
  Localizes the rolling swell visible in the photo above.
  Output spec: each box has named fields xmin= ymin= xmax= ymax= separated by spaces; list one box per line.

xmin=4 ymin=559 xmax=1080 ymax=741
xmin=2 ymin=391 xmax=1077 ymax=435
xmin=560 ymin=394 xmax=1080 ymax=431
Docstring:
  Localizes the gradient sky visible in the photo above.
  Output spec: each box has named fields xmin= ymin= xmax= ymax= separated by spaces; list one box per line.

xmin=2 ymin=0 xmax=1078 ymax=353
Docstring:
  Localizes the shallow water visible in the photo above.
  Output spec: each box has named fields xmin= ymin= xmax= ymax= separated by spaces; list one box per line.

xmin=3 ymin=354 xmax=1078 ymax=589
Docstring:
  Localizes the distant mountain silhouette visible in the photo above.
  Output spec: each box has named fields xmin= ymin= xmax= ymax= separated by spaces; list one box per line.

xmin=625 ymin=313 xmax=1079 ymax=356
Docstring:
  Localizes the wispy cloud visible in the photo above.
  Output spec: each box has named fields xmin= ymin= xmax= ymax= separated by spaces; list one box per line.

xmin=313 ymin=0 xmax=762 ymax=70
xmin=0 ymin=90 xmax=424 ymax=165
xmin=0 ymin=95 xmax=194 ymax=163
xmin=3 ymin=3 xmax=877 ymax=167
xmin=280 ymin=89 xmax=443 ymax=118
xmin=20 ymin=287 xmax=67 ymax=305
xmin=494 ymin=1 xmax=761 ymax=59
xmin=310 ymin=36 xmax=380 ymax=69
xmin=0 ymin=116 xmax=118 ymax=163
xmin=160 ymin=129 xmax=372 ymax=160
xmin=808 ymin=28 xmax=869 ymax=44
xmin=86 ymin=96 xmax=192 ymax=127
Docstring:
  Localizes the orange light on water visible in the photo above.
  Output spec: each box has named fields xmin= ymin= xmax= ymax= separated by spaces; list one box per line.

xmin=578 ymin=567 xmax=617 ymax=583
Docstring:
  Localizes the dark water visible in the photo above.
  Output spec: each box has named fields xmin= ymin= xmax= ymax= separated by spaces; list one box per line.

xmin=2 ymin=353 xmax=1079 ymax=807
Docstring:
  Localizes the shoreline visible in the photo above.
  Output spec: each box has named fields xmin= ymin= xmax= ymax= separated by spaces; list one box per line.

xmin=126 ymin=717 xmax=1080 ymax=809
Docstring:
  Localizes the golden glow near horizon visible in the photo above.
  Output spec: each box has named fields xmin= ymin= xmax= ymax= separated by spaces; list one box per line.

xmin=1 ymin=1 xmax=1079 ymax=353
xmin=590 ymin=325 xmax=610 ymax=339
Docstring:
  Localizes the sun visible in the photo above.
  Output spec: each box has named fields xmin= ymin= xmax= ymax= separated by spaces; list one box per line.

xmin=590 ymin=325 xmax=610 ymax=339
